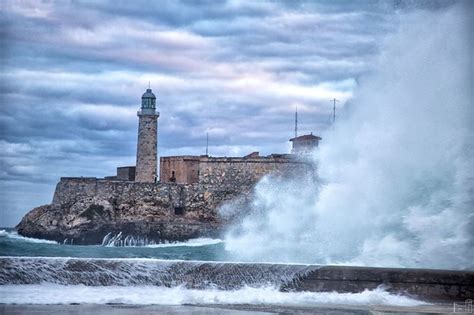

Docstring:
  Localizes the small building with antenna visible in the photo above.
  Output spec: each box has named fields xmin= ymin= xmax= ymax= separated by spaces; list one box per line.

xmin=291 ymin=105 xmax=321 ymax=155
xmin=290 ymin=134 xmax=321 ymax=154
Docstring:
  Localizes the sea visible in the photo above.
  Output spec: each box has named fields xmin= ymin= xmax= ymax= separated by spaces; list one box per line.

xmin=0 ymin=228 xmax=427 ymax=309
xmin=1 ymin=4 xmax=471 ymax=312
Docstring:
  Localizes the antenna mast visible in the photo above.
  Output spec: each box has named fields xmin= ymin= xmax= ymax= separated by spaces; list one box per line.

xmin=331 ymin=98 xmax=339 ymax=124
xmin=205 ymin=132 xmax=209 ymax=156
xmin=294 ymin=106 xmax=298 ymax=138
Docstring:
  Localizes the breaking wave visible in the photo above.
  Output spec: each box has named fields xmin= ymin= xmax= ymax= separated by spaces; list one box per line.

xmin=101 ymin=232 xmax=223 ymax=247
xmin=0 ymin=257 xmax=430 ymax=307
xmin=0 ymin=284 xmax=425 ymax=306
xmin=222 ymin=3 xmax=474 ymax=270
xmin=0 ymin=257 xmax=317 ymax=288
xmin=145 ymin=238 xmax=223 ymax=248
xmin=0 ymin=229 xmax=57 ymax=244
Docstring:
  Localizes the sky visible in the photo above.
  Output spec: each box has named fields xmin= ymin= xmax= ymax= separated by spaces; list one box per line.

xmin=0 ymin=0 xmax=456 ymax=226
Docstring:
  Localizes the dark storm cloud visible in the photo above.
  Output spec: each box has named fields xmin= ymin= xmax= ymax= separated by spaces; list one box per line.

xmin=80 ymin=0 xmax=275 ymax=28
xmin=1 ymin=0 xmax=447 ymax=226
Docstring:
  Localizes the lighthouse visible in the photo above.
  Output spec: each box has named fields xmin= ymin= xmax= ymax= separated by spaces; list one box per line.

xmin=135 ymin=87 xmax=159 ymax=182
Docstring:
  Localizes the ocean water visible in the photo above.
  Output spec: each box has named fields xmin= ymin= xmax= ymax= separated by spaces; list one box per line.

xmin=0 ymin=229 xmax=226 ymax=261
xmin=1 ymin=3 xmax=471 ymax=309
xmin=0 ymin=229 xmax=427 ymax=307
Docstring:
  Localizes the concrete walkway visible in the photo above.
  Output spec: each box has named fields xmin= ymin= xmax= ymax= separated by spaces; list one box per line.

xmin=0 ymin=303 xmax=458 ymax=315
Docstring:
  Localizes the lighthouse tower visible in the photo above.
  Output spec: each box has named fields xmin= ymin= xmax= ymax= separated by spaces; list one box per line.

xmin=135 ymin=87 xmax=159 ymax=182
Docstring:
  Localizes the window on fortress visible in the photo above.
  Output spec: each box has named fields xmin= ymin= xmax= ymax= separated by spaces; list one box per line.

xmin=170 ymin=171 xmax=176 ymax=182
xmin=174 ymin=206 xmax=184 ymax=216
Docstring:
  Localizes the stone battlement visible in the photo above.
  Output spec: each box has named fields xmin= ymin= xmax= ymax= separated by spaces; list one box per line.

xmin=160 ymin=153 xmax=309 ymax=185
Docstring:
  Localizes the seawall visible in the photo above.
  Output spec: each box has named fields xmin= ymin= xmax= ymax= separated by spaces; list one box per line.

xmin=1 ymin=257 xmax=472 ymax=302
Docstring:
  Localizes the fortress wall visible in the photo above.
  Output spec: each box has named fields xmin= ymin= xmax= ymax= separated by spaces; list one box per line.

xmin=21 ymin=159 xmax=313 ymax=244
xmin=160 ymin=156 xmax=200 ymax=184
xmin=52 ymin=177 xmax=99 ymax=205
xmin=160 ymin=155 xmax=314 ymax=186
xmin=198 ymin=157 xmax=311 ymax=187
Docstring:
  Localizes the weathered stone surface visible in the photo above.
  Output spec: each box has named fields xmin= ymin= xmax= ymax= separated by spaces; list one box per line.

xmin=17 ymin=156 xmax=314 ymax=244
xmin=135 ymin=112 xmax=158 ymax=183
xmin=160 ymin=154 xmax=309 ymax=185
xmin=16 ymin=177 xmax=254 ymax=244
xmin=290 ymin=265 xmax=474 ymax=302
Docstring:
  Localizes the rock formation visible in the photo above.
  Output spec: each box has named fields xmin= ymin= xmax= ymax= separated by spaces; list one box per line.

xmin=16 ymin=177 xmax=257 ymax=245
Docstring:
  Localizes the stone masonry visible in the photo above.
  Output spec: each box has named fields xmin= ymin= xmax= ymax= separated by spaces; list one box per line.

xmin=135 ymin=87 xmax=159 ymax=182
xmin=160 ymin=154 xmax=307 ymax=186
xmin=135 ymin=114 xmax=158 ymax=182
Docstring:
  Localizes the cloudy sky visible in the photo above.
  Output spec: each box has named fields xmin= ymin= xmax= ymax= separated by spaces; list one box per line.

xmin=0 ymin=0 xmax=454 ymax=226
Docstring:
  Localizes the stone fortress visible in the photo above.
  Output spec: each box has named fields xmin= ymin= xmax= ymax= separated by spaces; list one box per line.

xmin=108 ymin=87 xmax=321 ymax=184
xmin=17 ymin=88 xmax=321 ymax=245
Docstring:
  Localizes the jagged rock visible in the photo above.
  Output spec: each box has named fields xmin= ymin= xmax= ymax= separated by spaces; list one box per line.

xmin=16 ymin=178 xmax=252 ymax=245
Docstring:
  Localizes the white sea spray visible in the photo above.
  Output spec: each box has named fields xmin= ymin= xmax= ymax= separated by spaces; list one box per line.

xmin=0 ymin=229 xmax=57 ymax=244
xmin=0 ymin=284 xmax=426 ymax=306
xmin=223 ymin=4 xmax=473 ymax=269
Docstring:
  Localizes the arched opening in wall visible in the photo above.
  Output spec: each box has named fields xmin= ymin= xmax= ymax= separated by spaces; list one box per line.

xmin=174 ymin=206 xmax=184 ymax=216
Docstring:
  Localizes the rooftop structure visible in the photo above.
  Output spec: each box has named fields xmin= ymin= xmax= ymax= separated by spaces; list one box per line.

xmin=290 ymin=133 xmax=321 ymax=154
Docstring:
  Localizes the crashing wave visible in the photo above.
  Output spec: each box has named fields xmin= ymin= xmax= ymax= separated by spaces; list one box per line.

xmin=101 ymin=232 xmax=223 ymax=248
xmin=0 ymin=284 xmax=426 ymax=306
xmin=1 ymin=257 xmax=468 ymax=303
xmin=0 ymin=257 xmax=317 ymax=289
xmin=0 ymin=229 xmax=57 ymax=244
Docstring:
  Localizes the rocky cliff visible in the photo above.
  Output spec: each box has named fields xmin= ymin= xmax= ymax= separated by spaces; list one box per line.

xmin=17 ymin=157 xmax=314 ymax=245
xmin=16 ymin=177 xmax=252 ymax=245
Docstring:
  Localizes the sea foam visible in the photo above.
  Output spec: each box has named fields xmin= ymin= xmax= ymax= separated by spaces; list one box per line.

xmin=101 ymin=231 xmax=223 ymax=248
xmin=222 ymin=3 xmax=473 ymax=270
xmin=0 ymin=229 xmax=57 ymax=244
xmin=0 ymin=284 xmax=426 ymax=306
